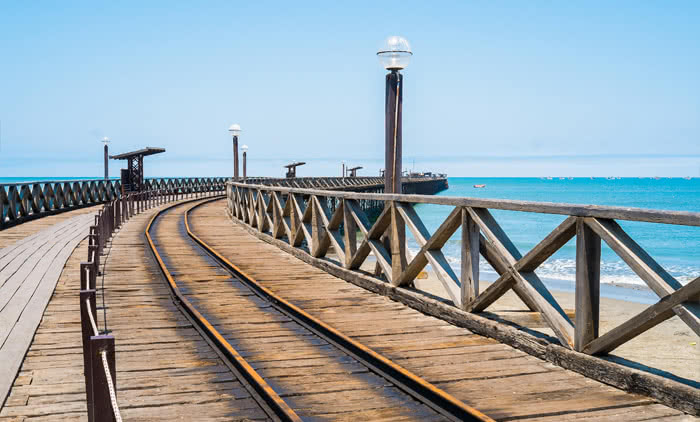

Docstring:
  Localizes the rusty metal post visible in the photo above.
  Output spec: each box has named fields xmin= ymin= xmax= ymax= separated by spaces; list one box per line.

xmin=243 ymin=151 xmax=247 ymax=182
xmin=103 ymin=143 xmax=109 ymax=181
xmin=233 ymin=135 xmax=239 ymax=182
xmin=88 ymin=244 xmax=100 ymax=276
xmin=384 ymin=70 xmax=406 ymax=281
xmin=384 ymin=70 xmax=403 ymax=195
xmin=80 ymin=289 xmax=97 ymax=422
xmin=89 ymin=335 xmax=116 ymax=422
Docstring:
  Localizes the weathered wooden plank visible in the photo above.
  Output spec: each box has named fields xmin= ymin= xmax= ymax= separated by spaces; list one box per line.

xmin=575 ymin=218 xmax=601 ymax=351
xmin=461 ymin=208 xmax=480 ymax=308
xmin=194 ymin=199 xmax=698 ymax=416
xmin=585 ymin=217 xmax=700 ymax=336
xmin=230 ymin=182 xmax=700 ymax=227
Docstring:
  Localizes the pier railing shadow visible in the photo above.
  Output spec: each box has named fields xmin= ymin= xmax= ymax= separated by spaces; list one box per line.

xmin=226 ymin=181 xmax=700 ymax=355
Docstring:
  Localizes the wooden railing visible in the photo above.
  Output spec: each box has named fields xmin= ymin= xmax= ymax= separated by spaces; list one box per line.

xmin=79 ymin=188 xmax=219 ymax=422
xmin=0 ymin=177 xmax=228 ymax=229
xmin=226 ymin=181 xmax=700 ymax=354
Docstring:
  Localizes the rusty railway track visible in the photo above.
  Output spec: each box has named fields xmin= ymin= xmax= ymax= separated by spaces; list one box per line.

xmin=147 ymin=196 xmax=492 ymax=421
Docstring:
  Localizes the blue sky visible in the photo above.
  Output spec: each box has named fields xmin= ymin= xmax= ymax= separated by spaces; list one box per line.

xmin=1 ymin=1 xmax=698 ymax=178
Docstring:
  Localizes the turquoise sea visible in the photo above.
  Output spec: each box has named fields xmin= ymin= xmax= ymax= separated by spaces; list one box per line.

xmin=412 ymin=177 xmax=699 ymax=303
xmin=3 ymin=176 xmax=698 ymax=303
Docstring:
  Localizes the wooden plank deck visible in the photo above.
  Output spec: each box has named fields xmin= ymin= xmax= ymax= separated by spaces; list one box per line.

xmin=187 ymin=199 xmax=691 ymax=421
xmin=95 ymin=203 xmax=269 ymax=421
xmin=151 ymin=202 xmax=446 ymax=421
xmin=0 ymin=213 xmax=95 ymax=409
xmin=0 ymin=202 xmax=271 ymax=421
xmin=0 ymin=206 xmax=101 ymax=251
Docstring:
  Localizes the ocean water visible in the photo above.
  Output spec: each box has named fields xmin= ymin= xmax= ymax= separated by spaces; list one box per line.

xmin=3 ymin=176 xmax=698 ymax=302
xmin=411 ymin=177 xmax=699 ymax=299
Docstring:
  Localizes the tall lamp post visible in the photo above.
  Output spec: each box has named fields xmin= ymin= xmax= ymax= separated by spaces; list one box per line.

xmin=377 ymin=36 xmax=411 ymax=194
xmin=242 ymin=144 xmax=248 ymax=182
xmin=228 ymin=124 xmax=241 ymax=181
xmin=342 ymin=160 xmax=346 ymax=178
xmin=377 ymin=36 xmax=412 ymax=282
xmin=101 ymin=137 xmax=110 ymax=180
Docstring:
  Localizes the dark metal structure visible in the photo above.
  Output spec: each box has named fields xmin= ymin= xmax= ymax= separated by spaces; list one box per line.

xmin=347 ymin=166 xmax=363 ymax=177
xmin=284 ymin=162 xmax=306 ymax=178
xmin=110 ymin=147 xmax=165 ymax=192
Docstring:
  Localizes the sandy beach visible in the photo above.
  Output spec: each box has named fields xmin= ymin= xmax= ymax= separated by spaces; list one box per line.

xmin=350 ymin=252 xmax=699 ymax=384
xmin=412 ymin=269 xmax=700 ymax=384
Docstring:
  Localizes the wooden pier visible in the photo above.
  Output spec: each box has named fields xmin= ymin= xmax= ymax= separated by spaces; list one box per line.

xmin=0 ymin=176 xmax=697 ymax=421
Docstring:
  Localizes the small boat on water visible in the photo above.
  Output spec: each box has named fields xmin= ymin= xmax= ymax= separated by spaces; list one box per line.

xmin=473 ymin=184 xmax=486 ymax=188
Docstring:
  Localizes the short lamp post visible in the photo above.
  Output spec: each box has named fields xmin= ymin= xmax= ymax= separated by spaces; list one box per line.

xmin=377 ymin=36 xmax=411 ymax=195
xmin=377 ymin=36 xmax=412 ymax=282
xmin=241 ymin=144 xmax=248 ymax=182
xmin=228 ymin=124 xmax=241 ymax=181
xmin=342 ymin=161 xmax=346 ymax=178
xmin=101 ymin=137 xmax=110 ymax=180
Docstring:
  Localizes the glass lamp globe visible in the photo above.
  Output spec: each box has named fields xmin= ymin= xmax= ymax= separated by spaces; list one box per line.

xmin=101 ymin=136 xmax=110 ymax=144
xmin=377 ymin=36 xmax=412 ymax=70
xmin=228 ymin=123 xmax=241 ymax=137
xmin=241 ymin=144 xmax=249 ymax=152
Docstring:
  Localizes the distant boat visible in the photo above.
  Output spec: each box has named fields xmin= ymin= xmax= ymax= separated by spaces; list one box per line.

xmin=473 ymin=184 xmax=486 ymax=188
xmin=568 ymin=177 xmax=573 ymax=180
xmin=653 ymin=177 xmax=660 ymax=180
xmin=546 ymin=177 xmax=553 ymax=180
xmin=590 ymin=177 xmax=595 ymax=180
xmin=683 ymin=176 xmax=692 ymax=180
xmin=559 ymin=177 xmax=566 ymax=180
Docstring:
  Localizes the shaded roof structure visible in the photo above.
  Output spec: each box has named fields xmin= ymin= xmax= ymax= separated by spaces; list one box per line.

xmin=109 ymin=147 xmax=165 ymax=160
xmin=110 ymin=147 xmax=166 ymax=191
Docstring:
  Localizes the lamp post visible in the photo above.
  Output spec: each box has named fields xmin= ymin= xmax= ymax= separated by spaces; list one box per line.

xmin=377 ymin=36 xmax=411 ymax=194
xmin=342 ymin=161 xmax=345 ymax=178
xmin=378 ymin=36 xmax=412 ymax=282
xmin=228 ymin=124 xmax=241 ymax=181
xmin=101 ymin=137 xmax=110 ymax=180
xmin=241 ymin=144 xmax=248 ymax=182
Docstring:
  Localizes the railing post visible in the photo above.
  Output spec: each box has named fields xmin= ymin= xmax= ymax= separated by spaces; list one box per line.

xmin=88 ymin=244 xmax=100 ymax=276
xmin=390 ymin=201 xmax=407 ymax=285
xmin=89 ymin=335 xmax=117 ymax=422
xmin=460 ymin=207 xmax=480 ymax=308
xmin=575 ymin=217 xmax=601 ymax=352
xmin=81 ymin=262 xmax=96 ymax=290
xmin=343 ymin=200 xmax=357 ymax=269
xmin=80 ymin=289 xmax=97 ymax=422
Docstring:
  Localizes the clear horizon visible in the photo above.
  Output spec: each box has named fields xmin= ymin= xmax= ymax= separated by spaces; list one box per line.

xmin=1 ymin=2 xmax=698 ymax=178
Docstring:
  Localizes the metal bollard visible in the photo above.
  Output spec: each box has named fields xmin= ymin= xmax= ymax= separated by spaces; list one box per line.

xmin=80 ymin=289 xmax=97 ymax=422
xmin=88 ymin=335 xmax=116 ymax=422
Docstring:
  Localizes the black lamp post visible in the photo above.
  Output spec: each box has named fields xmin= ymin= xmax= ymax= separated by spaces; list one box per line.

xmin=377 ymin=36 xmax=412 ymax=195
xmin=242 ymin=144 xmax=248 ymax=182
xmin=101 ymin=137 xmax=110 ymax=180
xmin=228 ymin=124 xmax=241 ymax=181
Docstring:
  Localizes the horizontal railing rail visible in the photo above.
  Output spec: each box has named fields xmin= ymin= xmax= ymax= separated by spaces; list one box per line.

xmin=79 ymin=187 xmax=219 ymax=422
xmin=0 ymin=177 xmax=228 ymax=230
xmin=226 ymin=181 xmax=699 ymax=355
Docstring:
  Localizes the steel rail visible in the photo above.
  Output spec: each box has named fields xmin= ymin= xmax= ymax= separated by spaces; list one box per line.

xmin=185 ymin=197 xmax=494 ymax=422
xmin=145 ymin=197 xmax=302 ymax=422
